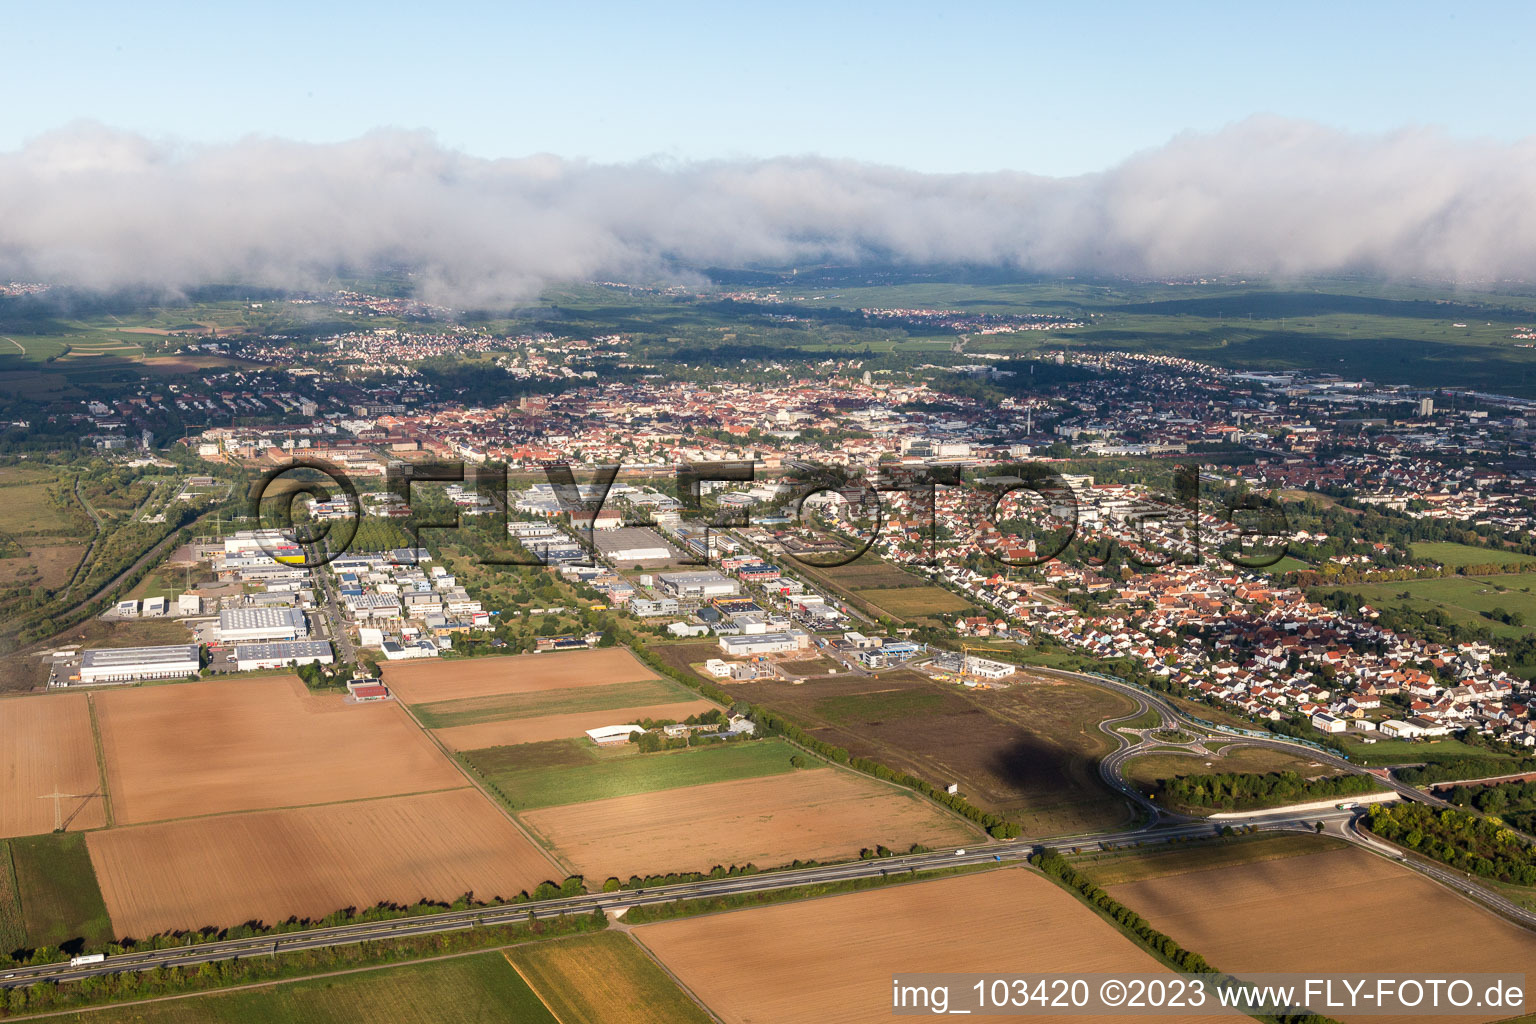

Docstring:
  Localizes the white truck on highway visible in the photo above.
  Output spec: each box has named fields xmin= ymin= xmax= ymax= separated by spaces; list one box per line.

xmin=69 ymin=953 xmax=105 ymax=967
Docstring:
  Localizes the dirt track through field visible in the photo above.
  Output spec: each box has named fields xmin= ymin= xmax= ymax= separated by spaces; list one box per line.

xmin=1107 ymin=846 xmax=1536 ymax=1024
xmin=383 ymin=648 xmax=657 ymax=704
xmin=88 ymin=789 xmax=561 ymax=938
xmin=0 ymin=694 xmax=107 ymax=837
xmin=636 ymin=868 xmax=1243 ymax=1024
xmin=434 ymin=700 xmax=719 ymax=750
xmin=521 ymin=769 xmax=975 ymax=880
xmin=95 ymin=676 xmax=464 ymax=824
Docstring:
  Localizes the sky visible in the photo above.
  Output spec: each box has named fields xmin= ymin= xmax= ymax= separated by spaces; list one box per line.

xmin=4 ymin=1 xmax=1535 ymax=176
xmin=5 ymin=2 xmax=1536 ymax=302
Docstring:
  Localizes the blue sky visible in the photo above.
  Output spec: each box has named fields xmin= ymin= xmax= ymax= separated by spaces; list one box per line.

xmin=3 ymin=1 xmax=1532 ymax=176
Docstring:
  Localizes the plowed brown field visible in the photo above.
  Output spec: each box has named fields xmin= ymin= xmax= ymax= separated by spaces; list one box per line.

xmin=95 ymin=677 xmax=464 ymax=824
xmin=1107 ymin=844 xmax=1536 ymax=1024
xmin=636 ymin=869 xmax=1243 ymax=1024
xmin=87 ymin=789 xmax=561 ymax=938
xmin=521 ymin=769 xmax=976 ymax=880
xmin=0 ymin=694 xmax=106 ymax=837
xmin=433 ymin=700 xmax=718 ymax=750
xmin=383 ymin=648 xmax=657 ymax=704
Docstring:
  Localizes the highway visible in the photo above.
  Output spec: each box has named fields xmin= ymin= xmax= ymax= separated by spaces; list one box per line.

xmin=0 ymin=812 xmax=1343 ymax=990
xmin=5 ymin=664 xmax=1527 ymax=990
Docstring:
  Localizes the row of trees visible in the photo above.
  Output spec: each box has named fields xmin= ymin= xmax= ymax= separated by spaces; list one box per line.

xmin=1364 ymin=803 xmax=1536 ymax=885
xmin=1157 ymin=770 xmax=1376 ymax=811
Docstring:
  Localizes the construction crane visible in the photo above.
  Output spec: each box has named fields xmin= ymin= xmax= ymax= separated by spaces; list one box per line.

xmin=960 ymin=643 xmax=992 ymax=685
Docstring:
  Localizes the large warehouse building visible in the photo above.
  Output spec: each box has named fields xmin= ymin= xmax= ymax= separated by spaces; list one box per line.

xmin=232 ymin=640 xmax=335 ymax=671
xmin=217 ymin=606 xmax=309 ymax=643
xmin=658 ymin=570 xmax=739 ymax=599
xmin=718 ymin=631 xmax=808 ymax=657
xmin=78 ymin=644 xmax=201 ymax=685
xmin=595 ymin=527 xmax=676 ymax=563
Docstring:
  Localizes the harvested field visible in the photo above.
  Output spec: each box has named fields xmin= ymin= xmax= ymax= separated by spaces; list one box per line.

xmin=733 ymin=671 xmax=1135 ymax=834
xmin=413 ymin=676 xmax=698 ymax=729
xmin=0 ymin=694 xmax=107 ymax=837
xmin=522 ymin=768 xmax=976 ymax=880
xmin=383 ymin=648 xmax=657 ymax=704
xmin=636 ymin=868 xmax=1243 ymax=1024
xmin=435 ymin=700 xmax=718 ymax=751
xmin=1107 ymin=843 xmax=1536 ymax=1024
xmin=507 ymin=931 xmax=712 ymax=1024
xmin=87 ymin=789 xmax=560 ymax=938
xmin=853 ymin=586 xmax=973 ymax=618
xmin=95 ymin=676 xmax=464 ymax=824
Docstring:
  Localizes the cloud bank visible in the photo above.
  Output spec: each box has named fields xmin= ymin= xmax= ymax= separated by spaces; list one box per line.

xmin=2 ymin=117 xmax=1535 ymax=306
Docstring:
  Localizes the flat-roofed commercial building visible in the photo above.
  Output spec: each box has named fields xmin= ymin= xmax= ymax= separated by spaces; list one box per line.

xmin=595 ymin=526 xmax=676 ymax=563
xmin=232 ymin=640 xmax=334 ymax=671
xmin=217 ymin=606 xmax=309 ymax=643
xmin=718 ymin=631 xmax=807 ymax=657
xmin=658 ymin=570 xmax=739 ymax=599
xmin=78 ymin=644 xmax=201 ymax=685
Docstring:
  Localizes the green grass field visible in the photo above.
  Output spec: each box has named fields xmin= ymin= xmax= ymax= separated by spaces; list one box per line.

xmin=1325 ymin=574 xmax=1536 ymax=639
xmin=46 ymin=948 xmax=557 ymax=1024
xmin=1410 ymin=542 xmax=1536 ymax=568
xmin=0 ymin=480 xmax=80 ymax=536
xmin=1336 ymin=734 xmax=1518 ymax=767
xmin=1263 ymin=555 xmax=1312 ymax=574
xmin=507 ymin=931 xmax=712 ymax=1024
xmin=812 ymin=689 xmax=948 ymax=724
xmin=0 ymin=841 xmax=26 ymax=955
xmin=10 ymin=833 xmax=114 ymax=951
xmin=414 ymin=678 xmax=693 ymax=729
xmin=464 ymin=738 xmax=804 ymax=811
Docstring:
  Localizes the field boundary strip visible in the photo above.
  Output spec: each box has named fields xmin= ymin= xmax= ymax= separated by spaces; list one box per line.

xmin=109 ymin=784 xmax=478 ymax=829
xmin=501 ymin=951 xmax=569 ymax=1024
xmin=85 ymin=694 xmax=114 ymax=828
xmin=393 ymin=697 xmax=571 ymax=878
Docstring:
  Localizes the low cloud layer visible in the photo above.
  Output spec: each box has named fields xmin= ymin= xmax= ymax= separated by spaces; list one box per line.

xmin=2 ymin=117 xmax=1534 ymax=306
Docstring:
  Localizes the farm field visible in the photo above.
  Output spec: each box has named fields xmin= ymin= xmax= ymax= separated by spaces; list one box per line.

xmin=87 ymin=789 xmax=560 ymax=938
xmin=382 ymin=647 xmax=658 ymax=704
xmin=506 ymin=931 xmax=712 ymax=1024
xmin=465 ymin=737 xmax=801 ymax=810
xmin=521 ymin=768 xmax=977 ymax=880
xmin=1106 ymin=843 xmax=1536 ymax=1024
xmin=0 ymin=694 xmax=107 ymax=837
xmin=1121 ymin=744 xmax=1344 ymax=791
xmin=733 ymin=671 xmax=1136 ymax=834
xmin=94 ymin=676 xmax=464 ymax=824
xmin=852 ymin=585 xmax=973 ymax=618
xmin=10 ymin=832 xmax=114 ymax=952
xmin=1072 ymin=833 xmax=1349 ymax=886
xmin=434 ymin=700 xmax=718 ymax=751
xmin=1323 ymin=574 xmax=1536 ymax=639
xmin=47 ymin=948 xmax=558 ymax=1024
xmin=635 ymin=868 xmax=1243 ymax=1024
xmin=1410 ymin=541 xmax=1536 ymax=568
xmin=412 ymin=676 xmax=697 ymax=729
xmin=0 ymin=840 xmax=24 ymax=953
